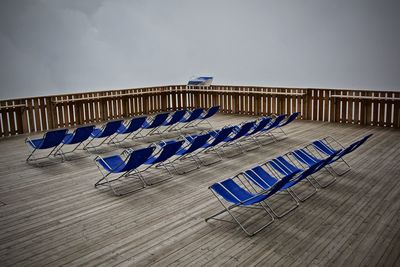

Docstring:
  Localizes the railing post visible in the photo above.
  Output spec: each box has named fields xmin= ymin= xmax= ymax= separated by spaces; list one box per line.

xmin=303 ymin=89 xmax=312 ymax=120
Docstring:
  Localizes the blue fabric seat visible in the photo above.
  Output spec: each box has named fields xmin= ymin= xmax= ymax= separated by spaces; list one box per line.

xmin=108 ymin=116 xmax=147 ymax=145
xmin=84 ymin=120 xmax=123 ymax=153
xmin=25 ymin=128 xmax=68 ymax=164
xmin=94 ymin=146 xmax=156 ymax=196
xmin=191 ymin=106 xmax=220 ymax=128
xmin=53 ymin=125 xmax=95 ymax=160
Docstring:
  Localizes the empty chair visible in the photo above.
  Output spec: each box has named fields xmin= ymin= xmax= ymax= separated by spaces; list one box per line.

xmin=205 ymin=169 xmax=300 ymax=236
xmin=161 ymin=110 xmax=187 ymax=133
xmin=25 ymin=128 xmax=68 ymax=165
xmin=191 ymin=126 xmax=236 ymax=165
xmin=94 ymin=146 xmax=156 ymax=196
xmin=140 ymin=140 xmax=185 ymax=184
xmin=255 ymin=114 xmax=287 ymax=141
xmin=54 ymin=125 xmax=95 ymax=160
xmin=240 ymin=117 xmax=273 ymax=149
xmin=178 ymin=107 xmax=205 ymax=129
xmin=83 ymin=120 xmax=123 ymax=153
xmin=291 ymin=148 xmax=337 ymax=187
xmin=141 ymin=112 xmax=170 ymax=136
xmin=108 ymin=116 xmax=146 ymax=146
xmin=162 ymin=133 xmax=211 ymax=173
xmin=191 ymin=105 xmax=220 ymax=128
xmin=309 ymin=134 xmax=373 ymax=176
xmin=242 ymin=165 xmax=301 ymax=218
xmin=275 ymin=112 xmax=300 ymax=136
xmin=219 ymin=121 xmax=256 ymax=156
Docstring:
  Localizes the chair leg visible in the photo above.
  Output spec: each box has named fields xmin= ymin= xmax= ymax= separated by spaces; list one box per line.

xmin=205 ymin=191 xmax=274 ymax=236
xmin=265 ymin=190 xmax=299 ymax=218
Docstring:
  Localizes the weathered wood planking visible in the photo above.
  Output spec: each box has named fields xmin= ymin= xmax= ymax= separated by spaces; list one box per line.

xmin=0 ymin=114 xmax=399 ymax=266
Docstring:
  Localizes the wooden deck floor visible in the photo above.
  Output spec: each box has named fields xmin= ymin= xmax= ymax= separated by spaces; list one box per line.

xmin=0 ymin=114 xmax=399 ymax=266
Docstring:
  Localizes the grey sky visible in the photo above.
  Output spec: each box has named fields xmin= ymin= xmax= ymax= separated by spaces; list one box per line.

xmin=0 ymin=0 xmax=399 ymax=99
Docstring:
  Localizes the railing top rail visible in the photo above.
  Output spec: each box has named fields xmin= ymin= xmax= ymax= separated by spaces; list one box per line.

xmin=331 ymin=94 xmax=400 ymax=101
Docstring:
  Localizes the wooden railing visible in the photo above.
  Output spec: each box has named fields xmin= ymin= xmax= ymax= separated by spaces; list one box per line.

xmin=1 ymin=85 xmax=399 ymax=137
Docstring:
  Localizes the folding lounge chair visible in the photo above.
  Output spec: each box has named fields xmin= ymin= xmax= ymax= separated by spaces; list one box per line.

xmin=242 ymin=166 xmax=301 ymax=218
xmin=140 ymin=140 xmax=185 ymax=184
xmin=290 ymin=148 xmax=337 ymax=188
xmin=141 ymin=112 xmax=170 ymax=136
xmin=268 ymin=152 xmax=339 ymax=201
xmin=25 ymin=128 xmax=68 ymax=165
xmin=83 ymin=120 xmax=123 ymax=153
xmin=54 ymin=125 xmax=95 ymax=160
xmin=162 ymin=133 xmax=211 ymax=174
xmin=94 ymin=146 xmax=156 ymax=196
xmin=161 ymin=110 xmax=187 ymax=133
xmin=267 ymin=155 xmax=318 ymax=201
xmin=108 ymin=116 xmax=146 ymax=146
xmin=240 ymin=117 xmax=272 ymax=149
xmin=309 ymin=134 xmax=373 ymax=176
xmin=190 ymin=105 xmax=220 ymax=128
xmin=178 ymin=107 xmax=205 ymax=130
xmin=187 ymin=126 xmax=236 ymax=165
xmin=274 ymin=112 xmax=300 ymax=136
xmin=219 ymin=121 xmax=256 ymax=156
xmin=255 ymin=114 xmax=287 ymax=141
xmin=205 ymin=169 xmax=301 ymax=236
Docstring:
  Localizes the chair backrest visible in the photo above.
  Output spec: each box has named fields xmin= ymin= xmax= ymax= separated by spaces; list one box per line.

xmin=165 ymin=110 xmax=187 ymax=125
xmin=291 ymin=149 xmax=320 ymax=167
xmin=265 ymin=169 xmax=301 ymax=197
xmin=201 ymin=106 xmax=220 ymax=119
xmin=184 ymin=133 xmax=210 ymax=154
xmin=312 ymin=140 xmax=337 ymax=156
xmin=183 ymin=108 xmax=205 ymax=122
xmin=230 ymin=121 xmax=256 ymax=140
xmin=99 ymin=120 xmax=123 ymax=137
xmin=269 ymin=156 xmax=302 ymax=176
xmin=268 ymin=114 xmax=287 ymax=129
xmin=121 ymin=116 xmax=146 ymax=133
xmin=209 ymin=126 xmax=235 ymax=146
xmin=211 ymin=178 xmax=257 ymax=205
xmin=279 ymin=112 xmax=300 ymax=127
xmin=146 ymin=113 xmax=170 ymax=128
xmin=249 ymin=117 xmax=272 ymax=135
xmin=67 ymin=125 xmax=95 ymax=144
xmin=120 ymin=146 xmax=156 ymax=172
xmin=40 ymin=129 xmax=68 ymax=149
xmin=152 ymin=140 xmax=184 ymax=164
xmin=244 ymin=166 xmax=277 ymax=190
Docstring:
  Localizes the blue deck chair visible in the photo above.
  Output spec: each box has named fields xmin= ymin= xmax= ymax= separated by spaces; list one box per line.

xmin=178 ymin=107 xmax=205 ymax=129
xmin=255 ymin=114 xmax=287 ymax=141
xmin=309 ymin=134 xmax=373 ymax=176
xmin=268 ymin=155 xmax=318 ymax=201
xmin=161 ymin=110 xmax=187 ymax=133
xmin=83 ymin=119 xmax=123 ymax=153
xmin=141 ymin=112 xmax=170 ymax=136
xmin=25 ymin=128 xmax=68 ymax=165
xmin=205 ymin=169 xmax=302 ymax=236
xmin=220 ymin=121 xmax=256 ymax=156
xmin=94 ymin=146 xmax=156 ymax=196
xmin=108 ymin=116 xmax=146 ymax=146
xmin=205 ymin=177 xmax=274 ymax=236
xmin=242 ymin=166 xmax=301 ymax=218
xmin=290 ymin=148 xmax=338 ymax=187
xmin=191 ymin=105 xmax=220 ymax=128
xmin=240 ymin=117 xmax=273 ymax=149
xmin=163 ymin=133 xmax=211 ymax=173
xmin=188 ymin=126 xmax=236 ymax=165
xmin=275 ymin=112 xmax=300 ymax=136
xmin=54 ymin=125 xmax=95 ymax=160
xmin=140 ymin=140 xmax=185 ymax=184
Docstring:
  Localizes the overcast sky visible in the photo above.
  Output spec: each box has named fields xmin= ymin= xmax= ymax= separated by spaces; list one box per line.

xmin=0 ymin=0 xmax=399 ymax=99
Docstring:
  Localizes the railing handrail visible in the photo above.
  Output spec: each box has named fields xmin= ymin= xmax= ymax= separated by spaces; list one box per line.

xmin=1 ymin=84 xmax=399 ymax=137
